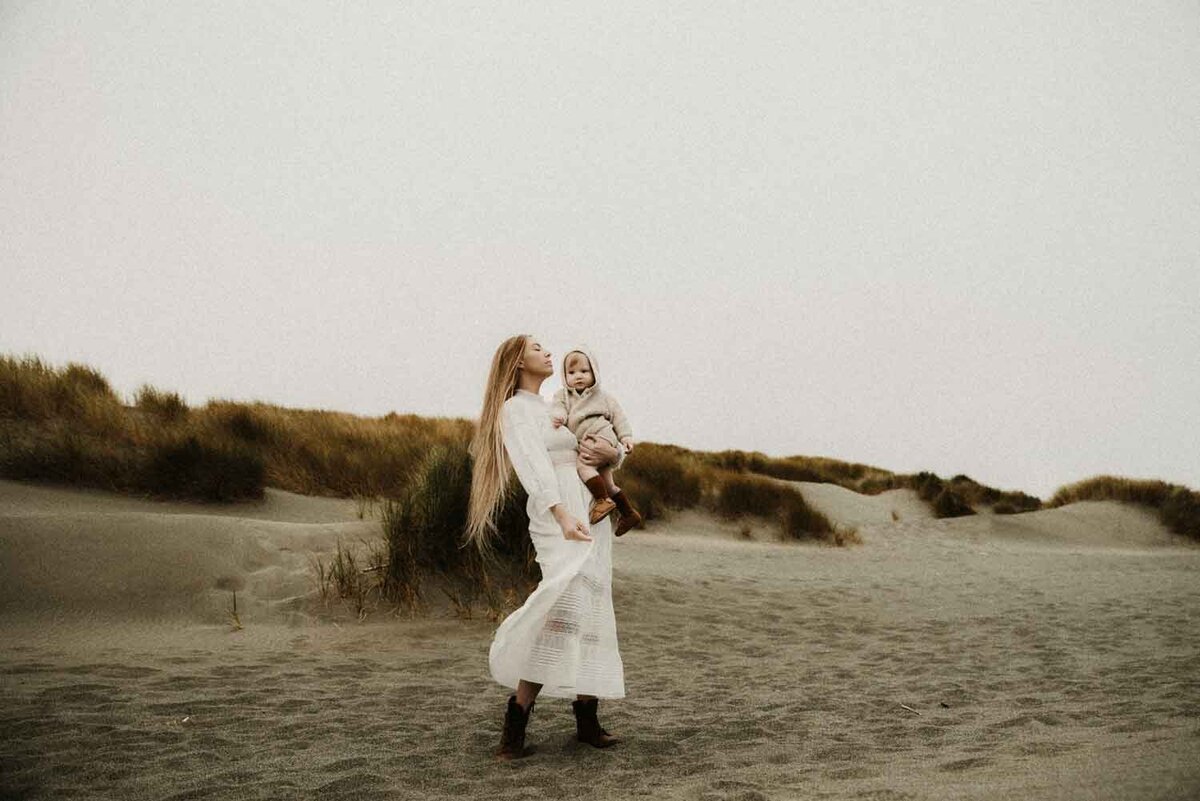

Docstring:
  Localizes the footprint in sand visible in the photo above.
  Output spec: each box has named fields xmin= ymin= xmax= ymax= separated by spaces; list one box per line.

xmin=940 ymin=755 xmax=993 ymax=771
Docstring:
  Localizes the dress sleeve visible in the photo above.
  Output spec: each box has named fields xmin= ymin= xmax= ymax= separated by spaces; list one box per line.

xmin=500 ymin=400 xmax=563 ymax=515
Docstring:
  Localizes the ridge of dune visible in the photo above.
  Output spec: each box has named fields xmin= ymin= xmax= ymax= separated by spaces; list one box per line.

xmin=924 ymin=499 xmax=1196 ymax=551
xmin=782 ymin=481 xmax=935 ymax=528
xmin=0 ymin=511 xmax=378 ymax=623
xmin=1 ymin=478 xmax=1193 ymax=629
xmin=0 ymin=479 xmax=374 ymax=623
xmin=777 ymin=479 xmax=1194 ymax=552
xmin=0 ymin=477 xmax=362 ymax=523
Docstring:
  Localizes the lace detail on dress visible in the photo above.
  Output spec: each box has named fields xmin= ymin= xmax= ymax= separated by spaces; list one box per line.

xmin=525 ymin=569 xmax=621 ymax=696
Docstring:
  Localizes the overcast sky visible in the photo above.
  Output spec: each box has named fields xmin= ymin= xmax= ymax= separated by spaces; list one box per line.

xmin=2 ymin=1 xmax=1197 ymax=499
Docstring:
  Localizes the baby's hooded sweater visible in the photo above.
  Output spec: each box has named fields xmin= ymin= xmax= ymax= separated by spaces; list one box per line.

xmin=550 ymin=344 xmax=633 ymax=451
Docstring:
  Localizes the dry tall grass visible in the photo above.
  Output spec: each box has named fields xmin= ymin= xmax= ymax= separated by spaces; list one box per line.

xmin=21 ymin=351 xmax=1194 ymax=616
xmin=0 ymin=353 xmax=468 ymax=501
xmin=0 ymin=354 xmax=851 ymax=542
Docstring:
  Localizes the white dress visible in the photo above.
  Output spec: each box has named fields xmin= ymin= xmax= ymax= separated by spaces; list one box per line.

xmin=488 ymin=388 xmax=626 ymax=699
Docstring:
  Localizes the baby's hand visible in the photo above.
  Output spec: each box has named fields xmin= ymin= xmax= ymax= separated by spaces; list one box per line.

xmin=551 ymin=413 xmax=566 ymax=428
xmin=620 ymin=436 xmax=634 ymax=453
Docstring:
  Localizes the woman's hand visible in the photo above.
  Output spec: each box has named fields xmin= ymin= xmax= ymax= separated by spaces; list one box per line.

xmin=552 ymin=506 xmax=593 ymax=542
xmin=578 ymin=435 xmax=619 ymax=467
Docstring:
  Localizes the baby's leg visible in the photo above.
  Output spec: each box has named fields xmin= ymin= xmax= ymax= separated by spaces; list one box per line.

xmin=600 ymin=465 xmax=620 ymax=496
xmin=577 ymin=457 xmax=600 ymax=483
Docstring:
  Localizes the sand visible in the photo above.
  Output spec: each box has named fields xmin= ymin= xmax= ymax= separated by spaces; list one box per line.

xmin=2 ymin=477 xmax=1198 ymax=800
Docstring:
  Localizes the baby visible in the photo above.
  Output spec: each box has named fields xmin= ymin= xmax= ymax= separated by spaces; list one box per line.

xmin=550 ymin=345 xmax=643 ymax=537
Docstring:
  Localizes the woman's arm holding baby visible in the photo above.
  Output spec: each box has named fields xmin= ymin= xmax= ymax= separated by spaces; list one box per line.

xmin=579 ymin=433 xmax=625 ymax=469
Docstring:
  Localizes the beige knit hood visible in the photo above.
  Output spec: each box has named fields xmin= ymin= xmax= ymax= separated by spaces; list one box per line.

xmin=560 ymin=343 xmax=603 ymax=399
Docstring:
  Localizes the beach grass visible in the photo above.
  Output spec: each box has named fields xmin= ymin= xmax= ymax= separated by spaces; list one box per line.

xmin=0 ymin=353 xmax=469 ymax=502
xmin=9 ymin=351 xmax=1192 ymax=560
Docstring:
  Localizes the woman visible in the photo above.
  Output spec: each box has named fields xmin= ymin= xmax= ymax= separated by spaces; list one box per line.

xmin=466 ymin=334 xmax=627 ymax=761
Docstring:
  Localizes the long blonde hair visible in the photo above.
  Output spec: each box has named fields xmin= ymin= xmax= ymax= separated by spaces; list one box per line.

xmin=465 ymin=334 xmax=529 ymax=557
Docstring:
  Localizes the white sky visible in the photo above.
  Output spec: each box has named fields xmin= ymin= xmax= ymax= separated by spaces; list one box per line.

xmin=2 ymin=1 xmax=1197 ymax=499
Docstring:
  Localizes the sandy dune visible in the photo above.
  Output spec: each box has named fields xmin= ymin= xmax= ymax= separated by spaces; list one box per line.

xmin=1 ymin=477 xmax=1198 ymax=800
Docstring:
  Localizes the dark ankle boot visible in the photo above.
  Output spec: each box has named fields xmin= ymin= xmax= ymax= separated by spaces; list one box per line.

xmin=495 ymin=695 xmax=536 ymax=761
xmin=571 ymin=698 xmax=621 ymax=748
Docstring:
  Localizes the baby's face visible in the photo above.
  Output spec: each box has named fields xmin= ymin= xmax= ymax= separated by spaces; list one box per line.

xmin=565 ymin=353 xmax=595 ymax=390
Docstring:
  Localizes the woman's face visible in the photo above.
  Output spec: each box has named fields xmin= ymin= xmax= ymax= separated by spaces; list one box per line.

xmin=565 ymin=352 xmax=595 ymax=391
xmin=519 ymin=336 xmax=554 ymax=379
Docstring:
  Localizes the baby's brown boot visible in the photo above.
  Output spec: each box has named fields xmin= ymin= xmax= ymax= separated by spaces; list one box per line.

xmin=584 ymin=476 xmax=617 ymax=524
xmin=611 ymin=490 xmax=642 ymax=537
xmin=589 ymin=498 xmax=616 ymax=524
